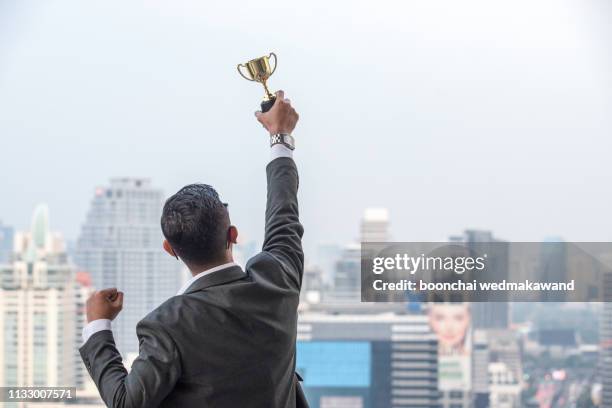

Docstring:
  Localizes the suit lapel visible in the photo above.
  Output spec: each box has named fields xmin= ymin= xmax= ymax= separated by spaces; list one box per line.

xmin=183 ymin=265 xmax=247 ymax=294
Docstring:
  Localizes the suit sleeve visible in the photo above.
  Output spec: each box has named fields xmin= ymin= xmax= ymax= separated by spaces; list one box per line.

xmin=79 ymin=319 xmax=181 ymax=408
xmin=262 ymin=157 xmax=305 ymax=289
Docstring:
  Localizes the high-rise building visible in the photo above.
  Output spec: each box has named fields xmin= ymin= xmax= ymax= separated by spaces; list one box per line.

xmin=0 ymin=220 xmax=14 ymax=263
xmin=332 ymin=243 xmax=361 ymax=301
xmin=331 ymin=209 xmax=391 ymax=303
xmin=316 ymin=243 xmax=342 ymax=287
xmin=599 ymin=256 xmax=612 ymax=407
xmin=0 ymin=205 xmax=92 ymax=390
xmin=301 ymin=265 xmax=324 ymax=304
xmin=539 ymin=240 xmax=567 ymax=302
xmin=360 ymin=208 xmax=390 ymax=243
xmin=75 ymin=178 xmax=182 ymax=355
xmin=450 ymin=229 xmax=509 ymax=329
xmin=297 ymin=312 xmax=439 ymax=408
xmin=472 ymin=330 xmax=490 ymax=408
xmin=488 ymin=362 xmax=521 ymax=408
xmin=471 ymin=328 xmax=524 ymax=408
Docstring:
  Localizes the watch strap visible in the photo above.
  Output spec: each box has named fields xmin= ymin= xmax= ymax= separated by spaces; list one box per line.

xmin=270 ymin=133 xmax=295 ymax=150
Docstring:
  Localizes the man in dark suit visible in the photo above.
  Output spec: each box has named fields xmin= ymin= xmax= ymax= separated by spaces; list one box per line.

xmin=80 ymin=90 xmax=308 ymax=408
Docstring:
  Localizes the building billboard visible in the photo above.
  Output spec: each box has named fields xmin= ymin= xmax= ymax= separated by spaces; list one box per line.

xmin=428 ymin=303 xmax=472 ymax=391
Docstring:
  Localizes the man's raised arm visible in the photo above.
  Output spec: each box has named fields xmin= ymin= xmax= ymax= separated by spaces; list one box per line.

xmin=255 ymin=90 xmax=304 ymax=289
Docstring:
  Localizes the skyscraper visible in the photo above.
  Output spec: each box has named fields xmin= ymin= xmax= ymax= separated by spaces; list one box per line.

xmin=450 ymin=229 xmax=509 ymax=329
xmin=316 ymin=243 xmax=342 ymax=287
xmin=333 ymin=243 xmax=361 ymax=301
xmin=0 ymin=220 xmax=14 ymax=263
xmin=470 ymin=328 xmax=524 ymax=408
xmin=599 ymin=255 xmax=612 ymax=407
xmin=332 ymin=209 xmax=391 ymax=302
xmin=488 ymin=362 xmax=522 ymax=408
xmin=75 ymin=178 xmax=183 ymax=356
xmin=0 ymin=205 xmax=92 ymax=390
xmin=360 ymin=208 xmax=390 ymax=243
xmin=472 ymin=330 xmax=490 ymax=407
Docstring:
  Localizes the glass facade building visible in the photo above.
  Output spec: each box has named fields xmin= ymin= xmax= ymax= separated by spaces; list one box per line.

xmin=297 ymin=313 xmax=439 ymax=408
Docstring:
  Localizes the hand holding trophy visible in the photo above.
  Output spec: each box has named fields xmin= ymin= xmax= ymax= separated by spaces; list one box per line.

xmin=237 ymin=52 xmax=278 ymax=112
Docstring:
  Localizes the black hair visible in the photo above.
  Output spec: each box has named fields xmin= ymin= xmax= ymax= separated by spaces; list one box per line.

xmin=161 ymin=184 xmax=229 ymax=266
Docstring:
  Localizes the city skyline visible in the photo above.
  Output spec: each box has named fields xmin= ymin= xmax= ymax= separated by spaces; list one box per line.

xmin=0 ymin=198 xmax=601 ymax=274
xmin=0 ymin=204 xmax=93 ymax=392
xmin=0 ymin=201 xmax=604 ymax=406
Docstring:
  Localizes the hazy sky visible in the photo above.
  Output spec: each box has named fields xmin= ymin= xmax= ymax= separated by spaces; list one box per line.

xmin=0 ymin=0 xmax=610 ymax=259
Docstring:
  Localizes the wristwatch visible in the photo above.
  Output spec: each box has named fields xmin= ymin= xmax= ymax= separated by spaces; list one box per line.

xmin=270 ymin=133 xmax=295 ymax=150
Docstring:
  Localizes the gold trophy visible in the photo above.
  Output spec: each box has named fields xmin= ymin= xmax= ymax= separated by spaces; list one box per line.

xmin=237 ymin=52 xmax=278 ymax=112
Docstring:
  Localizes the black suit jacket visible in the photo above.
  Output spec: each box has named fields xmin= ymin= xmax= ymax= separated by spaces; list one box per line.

xmin=80 ymin=157 xmax=309 ymax=408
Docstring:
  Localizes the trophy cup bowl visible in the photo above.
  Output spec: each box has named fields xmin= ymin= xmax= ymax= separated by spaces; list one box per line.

xmin=237 ymin=52 xmax=277 ymax=112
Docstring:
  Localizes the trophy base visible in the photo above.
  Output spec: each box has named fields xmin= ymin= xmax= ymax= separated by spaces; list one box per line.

xmin=261 ymin=96 xmax=276 ymax=113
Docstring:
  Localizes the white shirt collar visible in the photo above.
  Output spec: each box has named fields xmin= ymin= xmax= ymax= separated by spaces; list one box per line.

xmin=176 ymin=261 xmax=238 ymax=295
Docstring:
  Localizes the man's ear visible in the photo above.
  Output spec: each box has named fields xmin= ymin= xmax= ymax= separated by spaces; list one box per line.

xmin=163 ymin=240 xmax=178 ymax=259
xmin=228 ymin=226 xmax=239 ymax=245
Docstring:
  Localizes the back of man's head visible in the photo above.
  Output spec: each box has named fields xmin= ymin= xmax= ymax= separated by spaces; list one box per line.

xmin=161 ymin=184 xmax=230 ymax=267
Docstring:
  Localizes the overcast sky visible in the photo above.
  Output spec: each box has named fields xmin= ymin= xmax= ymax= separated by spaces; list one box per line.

xmin=0 ymin=0 xmax=610 ymax=259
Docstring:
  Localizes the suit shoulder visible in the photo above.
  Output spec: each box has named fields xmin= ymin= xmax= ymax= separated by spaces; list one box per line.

xmin=246 ymin=251 xmax=283 ymax=271
xmin=140 ymin=295 xmax=185 ymax=328
xmin=246 ymin=251 xmax=300 ymax=290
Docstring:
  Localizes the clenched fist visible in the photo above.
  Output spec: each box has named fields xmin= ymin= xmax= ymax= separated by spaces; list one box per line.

xmin=255 ymin=90 xmax=299 ymax=135
xmin=86 ymin=288 xmax=124 ymax=322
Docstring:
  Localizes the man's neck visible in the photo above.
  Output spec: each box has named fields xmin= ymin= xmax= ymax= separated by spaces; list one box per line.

xmin=188 ymin=259 xmax=234 ymax=277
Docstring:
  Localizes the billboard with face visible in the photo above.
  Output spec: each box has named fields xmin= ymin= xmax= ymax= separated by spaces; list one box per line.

xmin=428 ymin=303 xmax=472 ymax=391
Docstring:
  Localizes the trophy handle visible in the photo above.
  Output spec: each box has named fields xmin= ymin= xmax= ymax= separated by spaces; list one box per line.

xmin=268 ymin=52 xmax=277 ymax=76
xmin=237 ymin=64 xmax=255 ymax=81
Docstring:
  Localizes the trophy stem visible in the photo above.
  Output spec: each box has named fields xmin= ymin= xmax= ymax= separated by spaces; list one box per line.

xmin=260 ymin=79 xmax=276 ymax=113
xmin=262 ymin=80 xmax=274 ymax=100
